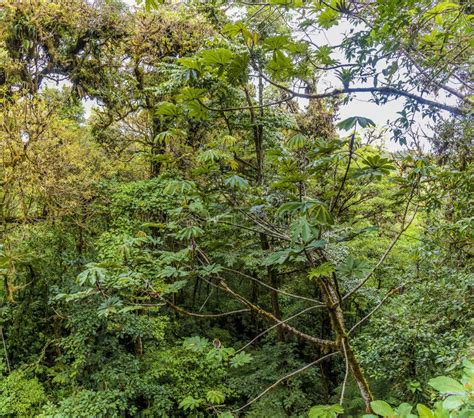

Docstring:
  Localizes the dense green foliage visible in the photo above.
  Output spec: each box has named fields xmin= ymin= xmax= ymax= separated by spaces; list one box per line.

xmin=0 ymin=0 xmax=472 ymax=416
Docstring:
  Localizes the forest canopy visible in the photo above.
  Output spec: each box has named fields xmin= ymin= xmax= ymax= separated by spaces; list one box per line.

xmin=0 ymin=0 xmax=472 ymax=416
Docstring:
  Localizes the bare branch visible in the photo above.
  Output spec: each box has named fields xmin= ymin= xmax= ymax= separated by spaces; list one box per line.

xmin=259 ymin=73 xmax=466 ymax=116
xmin=236 ymin=305 xmax=322 ymax=353
xmin=218 ymin=280 xmax=337 ymax=348
xmin=348 ymin=285 xmax=404 ymax=335
xmin=198 ymin=95 xmax=295 ymax=112
xmin=224 ymin=267 xmax=324 ymax=305
xmin=233 ymin=352 xmax=339 ymax=413
xmin=330 ymin=128 xmax=357 ymax=213
xmin=153 ymin=292 xmax=250 ymax=318
xmin=343 ymin=204 xmax=418 ymax=301
xmin=340 ymin=339 xmax=349 ymax=405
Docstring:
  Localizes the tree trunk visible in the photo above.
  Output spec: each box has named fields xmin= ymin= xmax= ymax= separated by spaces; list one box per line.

xmin=306 ymin=252 xmax=373 ymax=411
xmin=150 ymin=115 xmax=164 ymax=177
xmin=244 ymin=79 xmax=284 ymax=339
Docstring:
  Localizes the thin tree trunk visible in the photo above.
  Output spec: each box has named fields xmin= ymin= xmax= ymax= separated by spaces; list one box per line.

xmin=150 ymin=115 xmax=164 ymax=177
xmin=305 ymin=252 xmax=373 ymax=411
xmin=245 ymin=78 xmax=284 ymax=339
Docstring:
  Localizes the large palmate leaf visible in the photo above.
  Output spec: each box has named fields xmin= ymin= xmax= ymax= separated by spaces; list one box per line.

xmin=337 ymin=116 xmax=376 ymax=131
xmin=155 ymin=101 xmax=179 ymax=117
xmin=199 ymin=48 xmax=235 ymax=66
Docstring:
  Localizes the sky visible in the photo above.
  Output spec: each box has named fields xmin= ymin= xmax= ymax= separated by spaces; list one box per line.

xmin=303 ymin=19 xmax=456 ymax=152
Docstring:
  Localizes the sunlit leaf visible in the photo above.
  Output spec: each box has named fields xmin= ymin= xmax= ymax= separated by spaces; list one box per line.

xmin=370 ymin=400 xmax=395 ymax=417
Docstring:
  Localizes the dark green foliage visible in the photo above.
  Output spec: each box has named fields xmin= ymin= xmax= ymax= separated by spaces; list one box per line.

xmin=0 ymin=0 xmax=471 ymax=416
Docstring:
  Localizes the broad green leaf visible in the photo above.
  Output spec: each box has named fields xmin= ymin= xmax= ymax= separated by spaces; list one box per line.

xmin=199 ymin=263 xmax=223 ymax=276
xmin=200 ymin=48 xmax=235 ymax=66
xmin=230 ymin=352 xmax=253 ymax=368
xmin=182 ymin=336 xmax=209 ymax=352
xmin=308 ymin=202 xmax=333 ymax=225
xmin=179 ymin=396 xmax=203 ymax=411
xmin=305 ymin=239 xmax=327 ymax=250
xmin=308 ymin=404 xmax=344 ymax=418
xmin=429 ymin=376 xmax=465 ymax=394
xmin=433 ymin=401 xmax=450 ymax=418
xmin=177 ymin=87 xmax=206 ymax=101
xmin=155 ymin=101 xmax=179 ymax=117
xmin=206 ymin=390 xmax=225 ymax=405
xmin=286 ymin=40 xmax=307 ymax=54
xmin=308 ymin=262 xmax=335 ymax=279
xmin=337 ymin=116 xmax=375 ymax=131
xmin=222 ymin=21 xmax=250 ymax=38
xmin=318 ymin=7 xmax=339 ymax=29
xmin=290 ymin=217 xmax=313 ymax=243
xmin=370 ymin=400 xmax=395 ymax=417
xmin=227 ymin=53 xmax=250 ymax=82
xmin=197 ymin=149 xmax=221 ymax=163
xmin=163 ymin=179 xmax=195 ymax=195
xmin=97 ymin=297 xmax=123 ymax=317
xmin=142 ymin=0 xmax=165 ymax=11
xmin=316 ymin=45 xmax=336 ymax=65
xmin=276 ymin=201 xmax=304 ymax=217
xmin=336 ymin=116 xmax=375 ymax=131
xmin=178 ymin=56 xmax=201 ymax=70
xmin=336 ymin=257 xmax=370 ymax=278
xmin=269 ymin=0 xmax=304 ymax=6
xmin=155 ymin=128 xmax=185 ymax=143
xmin=442 ymin=395 xmax=464 ymax=410
xmin=336 ymin=117 xmax=357 ymax=131
xmin=287 ymin=133 xmax=307 ymax=150
xmin=175 ymin=225 xmax=204 ymax=241
xmin=156 ymin=266 xmax=188 ymax=280
xmin=263 ymin=35 xmax=290 ymax=51
xmin=300 ymin=217 xmax=312 ymax=242
xmin=356 ymin=116 xmax=376 ymax=128
xmin=268 ymin=50 xmax=293 ymax=78
xmin=277 ymin=200 xmax=332 ymax=224
xmin=225 ymin=175 xmax=249 ymax=189
xmin=118 ymin=305 xmax=143 ymax=314
xmin=262 ymin=250 xmax=290 ymax=266
xmin=207 ymin=346 xmax=235 ymax=363
xmin=426 ymin=2 xmax=458 ymax=16
xmin=54 ymin=288 xmax=97 ymax=302
xmin=77 ymin=264 xmax=107 ymax=286
xmin=186 ymin=100 xmax=208 ymax=120
xmin=162 ymin=280 xmax=188 ymax=294
xmin=416 ymin=404 xmax=434 ymax=418
xmin=396 ymin=403 xmax=413 ymax=417
xmin=360 ymin=155 xmax=395 ymax=176
xmin=272 ymin=50 xmax=291 ymax=67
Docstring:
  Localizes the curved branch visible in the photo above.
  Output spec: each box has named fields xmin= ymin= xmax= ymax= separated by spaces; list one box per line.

xmin=343 ymin=199 xmax=418 ymax=301
xmin=330 ymin=127 xmax=356 ymax=213
xmin=348 ymin=284 xmax=404 ymax=334
xmin=233 ymin=352 xmax=338 ymax=413
xmin=195 ymin=249 xmax=337 ymax=349
xmin=259 ymin=73 xmax=466 ymax=116
xmin=223 ymin=267 xmax=324 ymax=305
xmin=218 ymin=280 xmax=337 ymax=348
xmin=198 ymin=95 xmax=295 ymax=112
xmin=339 ymin=339 xmax=349 ymax=405
xmin=154 ymin=293 xmax=250 ymax=318
xmin=236 ymin=305 xmax=322 ymax=353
